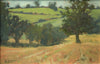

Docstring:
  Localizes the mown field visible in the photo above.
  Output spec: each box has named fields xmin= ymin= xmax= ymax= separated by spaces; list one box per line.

xmin=1 ymin=34 xmax=100 ymax=64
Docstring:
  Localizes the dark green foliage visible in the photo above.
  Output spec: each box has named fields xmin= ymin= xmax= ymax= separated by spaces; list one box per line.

xmin=15 ymin=4 xmax=21 ymax=8
xmin=50 ymin=27 xmax=66 ymax=45
xmin=62 ymin=0 xmax=95 ymax=43
xmin=40 ymin=23 xmax=66 ymax=46
xmin=26 ymin=4 xmax=31 ymax=8
xmin=48 ymin=2 xmax=58 ymax=11
xmin=0 ymin=2 xmax=29 ymax=45
xmin=25 ymin=23 xmax=66 ymax=46
xmin=1 ymin=42 xmax=39 ymax=47
xmin=34 ymin=0 xmax=40 ymax=7
xmin=59 ymin=6 xmax=63 ymax=9
xmin=1 ymin=1 xmax=65 ymax=47
xmin=96 ymin=6 xmax=100 ymax=9
xmin=90 ymin=17 xmax=100 ymax=34
xmin=8 ymin=16 xmax=29 ymax=44
xmin=0 ymin=2 xmax=9 ymax=43
xmin=25 ymin=24 xmax=42 ymax=44
xmin=6 ymin=2 xmax=9 ymax=7
xmin=40 ymin=23 xmax=53 ymax=45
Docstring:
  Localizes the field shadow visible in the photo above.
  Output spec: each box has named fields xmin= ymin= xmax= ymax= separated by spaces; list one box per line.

xmin=1 ymin=42 xmax=39 ymax=48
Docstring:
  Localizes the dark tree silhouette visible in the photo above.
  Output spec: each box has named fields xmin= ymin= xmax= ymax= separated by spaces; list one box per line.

xmin=26 ymin=4 xmax=31 ymax=8
xmin=96 ymin=6 xmax=100 ymax=9
xmin=34 ymin=0 xmax=40 ymax=7
xmin=15 ymin=4 xmax=21 ymax=8
xmin=0 ymin=2 xmax=9 ymax=43
xmin=8 ymin=16 xmax=28 ymax=44
xmin=59 ymin=6 xmax=63 ymax=9
xmin=90 ymin=16 xmax=100 ymax=34
xmin=62 ymin=0 xmax=95 ymax=43
xmin=40 ymin=23 xmax=66 ymax=46
xmin=25 ymin=24 xmax=42 ymax=44
xmin=48 ymin=2 xmax=57 ymax=11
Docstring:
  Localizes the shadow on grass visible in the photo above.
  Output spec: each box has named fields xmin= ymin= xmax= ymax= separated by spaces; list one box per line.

xmin=1 ymin=42 xmax=39 ymax=48
xmin=1 ymin=41 xmax=64 ymax=48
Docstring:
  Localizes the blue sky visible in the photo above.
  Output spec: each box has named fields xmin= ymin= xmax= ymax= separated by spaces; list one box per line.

xmin=2 ymin=0 xmax=100 ymax=8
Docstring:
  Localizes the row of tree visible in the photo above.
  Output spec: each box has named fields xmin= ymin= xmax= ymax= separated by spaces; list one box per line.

xmin=9 ymin=1 xmax=59 ymax=11
xmin=96 ymin=6 xmax=100 ymax=9
xmin=25 ymin=23 xmax=66 ymax=46
xmin=1 ymin=15 xmax=66 ymax=46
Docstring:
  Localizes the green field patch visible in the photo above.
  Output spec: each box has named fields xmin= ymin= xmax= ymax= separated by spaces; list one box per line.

xmin=9 ymin=8 xmax=64 ymax=15
xmin=10 ymin=13 xmax=61 ymax=23
xmin=37 ymin=18 xmax=63 ymax=27
xmin=91 ymin=9 xmax=100 ymax=20
xmin=9 ymin=8 xmax=100 ymax=27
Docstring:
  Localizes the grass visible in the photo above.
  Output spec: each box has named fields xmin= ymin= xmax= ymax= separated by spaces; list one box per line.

xmin=9 ymin=8 xmax=64 ymax=27
xmin=1 ymin=34 xmax=100 ymax=64
xmin=37 ymin=18 xmax=63 ymax=27
xmin=91 ymin=9 xmax=100 ymax=20
xmin=9 ymin=8 xmax=64 ymax=15
xmin=65 ymin=34 xmax=100 ymax=43
xmin=10 ymin=13 xmax=61 ymax=23
xmin=9 ymin=8 xmax=100 ymax=27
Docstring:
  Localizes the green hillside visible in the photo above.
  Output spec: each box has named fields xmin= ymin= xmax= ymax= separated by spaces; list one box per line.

xmin=9 ymin=8 xmax=100 ymax=18
xmin=10 ymin=13 xmax=61 ymax=23
xmin=9 ymin=8 xmax=100 ymax=27
xmin=9 ymin=8 xmax=64 ymax=15
xmin=90 ymin=9 xmax=100 ymax=19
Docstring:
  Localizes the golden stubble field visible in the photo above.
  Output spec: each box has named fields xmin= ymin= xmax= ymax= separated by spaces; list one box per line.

xmin=1 ymin=34 xmax=100 ymax=64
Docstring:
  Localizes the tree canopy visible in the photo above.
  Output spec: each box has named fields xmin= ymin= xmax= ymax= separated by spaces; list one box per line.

xmin=26 ymin=4 xmax=31 ymax=8
xmin=8 ymin=16 xmax=29 ymax=44
xmin=0 ymin=2 xmax=10 ymax=42
xmin=62 ymin=0 xmax=95 ymax=43
xmin=34 ymin=0 xmax=40 ymax=7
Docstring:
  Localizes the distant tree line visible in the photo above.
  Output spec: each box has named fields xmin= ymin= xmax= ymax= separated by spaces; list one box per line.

xmin=25 ymin=23 xmax=66 ymax=46
xmin=1 ymin=15 xmax=66 ymax=46
xmin=89 ymin=16 xmax=100 ymax=34
xmin=96 ymin=6 xmax=100 ymax=9
xmin=48 ymin=2 xmax=58 ymax=11
xmin=9 ymin=1 xmax=59 ymax=11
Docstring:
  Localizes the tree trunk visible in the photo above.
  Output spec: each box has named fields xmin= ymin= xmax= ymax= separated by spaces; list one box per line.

xmin=76 ymin=33 xmax=81 ymax=43
xmin=38 ymin=40 xmax=41 ymax=45
xmin=29 ymin=40 xmax=32 ymax=44
xmin=15 ymin=38 xmax=19 ymax=44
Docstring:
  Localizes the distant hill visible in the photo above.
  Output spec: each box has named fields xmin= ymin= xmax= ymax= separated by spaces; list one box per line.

xmin=9 ymin=8 xmax=100 ymax=27
xmin=9 ymin=8 xmax=64 ymax=15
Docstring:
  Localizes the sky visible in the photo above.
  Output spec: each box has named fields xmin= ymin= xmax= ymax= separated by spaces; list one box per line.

xmin=2 ymin=0 xmax=100 ymax=8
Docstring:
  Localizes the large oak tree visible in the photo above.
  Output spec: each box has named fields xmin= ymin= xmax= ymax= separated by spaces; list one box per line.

xmin=62 ymin=0 xmax=94 ymax=43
